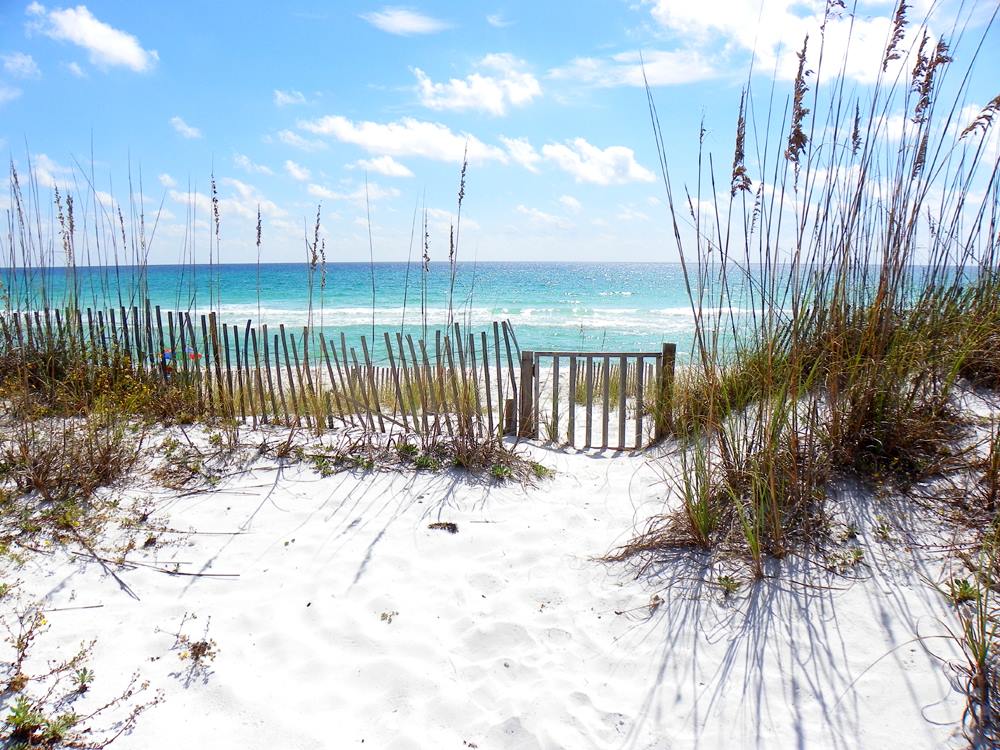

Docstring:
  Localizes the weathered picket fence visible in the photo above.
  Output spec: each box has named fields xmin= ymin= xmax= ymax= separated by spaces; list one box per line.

xmin=0 ymin=303 xmax=676 ymax=450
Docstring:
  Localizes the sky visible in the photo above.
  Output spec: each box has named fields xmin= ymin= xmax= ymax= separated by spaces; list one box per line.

xmin=0 ymin=0 xmax=997 ymax=265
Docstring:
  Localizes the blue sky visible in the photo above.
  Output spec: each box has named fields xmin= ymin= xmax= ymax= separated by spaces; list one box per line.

xmin=0 ymin=1 xmax=997 ymax=264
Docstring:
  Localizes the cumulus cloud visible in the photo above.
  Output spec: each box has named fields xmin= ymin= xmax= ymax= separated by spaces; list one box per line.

xmin=284 ymin=160 xmax=311 ymax=181
xmin=3 ymin=52 xmax=40 ymax=79
xmin=27 ymin=3 xmax=157 ymax=73
xmin=169 ymin=116 xmax=202 ymax=139
xmin=158 ymin=173 xmax=177 ymax=188
xmin=414 ymin=53 xmax=541 ymax=116
xmin=352 ymin=155 xmax=414 ymax=177
xmin=541 ymin=138 xmax=654 ymax=185
xmin=234 ymin=153 xmax=273 ymax=175
xmin=549 ymin=48 xmax=715 ymax=87
xmin=486 ymin=13 xmax=512 ymax=28
xmin=273 ymin=89 xmax=306 ymax=106
xmin=361 ymin=7 xmax=450 ymax=35
xmin=66 ymin=61 xmax=85 ymax=77
xmin=277 ymin=129 xmax=327 ymax=151
xmin=297 ymin=114 xmax=507 ymax=164
xmin=307 ymin=182 xmax=400 ymax=205
xmin=647 ymin=0 xmax=919 ymax=84
xmin=516 ymin=204 xmax=573 ymax=230
xmin=499 ymin=136 xmax=541 ymax=172
xmin=559 ymin=195 xmax=582 ymax=213
xmin=169 ymin=178 xmax=285 ymax=220
xmin=0 ymin=83 xmax=21 ymax=105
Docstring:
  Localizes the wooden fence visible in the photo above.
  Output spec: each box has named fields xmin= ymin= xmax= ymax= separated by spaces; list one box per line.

xmin=0 ymin=303 xmax=676 ymax=451
xmin=517 ymin=346 xmax=676 ymax=450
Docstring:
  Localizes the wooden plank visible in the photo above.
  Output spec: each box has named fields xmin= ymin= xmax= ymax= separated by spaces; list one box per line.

xmin=518 ymin=350 xmax=533 ymax=437
xmin=481 ymin=331 xmax=493 ymax=436
xmin=155 ymin=305 xmax=167 ymax=380
xmin=384 ymin=331 xmax=409 ymax=433
xmin=261 ymin=325 xmax=277 ymax=423
xmin=493 ymin=322 xmax=504 ymax=431
xmin=618 ymin=355 xmax=627 ymax=450
xmin=533 ymin=352 xmax=541 ymax=440
xmin=288 ymin=333 xmax=310 ymax=429
xmin=144 ymin=302 xmax=157 ymax=380
xmin=395 ymin=333 xmax=421 ymax=434
xmin=233 ymin=324 xmax=247 ymax=423
xmin=244 ymin=322 xmax=257 ymax=426
xmin=420 ymin=336 xmax=452 ymax=437
xmin=405 ymin=334 xmax=431 ymax=435
xmin=331 ymin=333 xmax=357 ymax=427
xmin=186 ymin=314 xmax=204 ymax=413
xmin=167 ymin=310 xmax=178 ymax=376
xmin=601 ymin=356 xmax=611 ymax=449
xmin=469 ymin=333 xmax=483 ymax=437
xmin=551 ymin=355 xmax=560 ymax=444
xmin=360 ymin=336 xmax=386 ymax=433
xmin=342 ymin=333 xmax=369 ymax=429
xmin=502 ymin=321 xmax=518 ymax=417
xmin=568 ymin=355 xmax=577 ymax=447
xmin=319 ymin=333 xmax=346 ymax=427
xmin=273 ymin=333 xmax=288 ymax=425
xmin=222 ymin=323 xmax=236 ymax=420
xmin=635 ymin=355 xmax=645 ymax=450
xmin=201 ymin=314 xmax=215 ymax=415
xmin=655 ymin=342 xmax=677 ymax=440
xmin=279 ymin=324 xmax=302 ymax=427
xmin=350 ymin=346 xmax=377 ymax=432
xmin=299 ymin=327 xmax=318 ymax=428
xmin=443 ymin=336 xmax=463 ymax=437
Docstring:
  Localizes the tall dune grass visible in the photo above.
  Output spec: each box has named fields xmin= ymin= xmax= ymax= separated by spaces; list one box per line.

xmin=615 ymin=2 xmax=1000 ymax=574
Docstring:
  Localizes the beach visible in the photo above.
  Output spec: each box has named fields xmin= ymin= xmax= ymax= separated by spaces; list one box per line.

xmin=3 ymin=414 xmax=992 ymax=749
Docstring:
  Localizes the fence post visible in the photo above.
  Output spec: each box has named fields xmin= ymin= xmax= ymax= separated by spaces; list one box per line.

xmin=518 ymin=349 xmax=534 ymax=437
xmin=655 ymin=342 xmax=676 ymax=440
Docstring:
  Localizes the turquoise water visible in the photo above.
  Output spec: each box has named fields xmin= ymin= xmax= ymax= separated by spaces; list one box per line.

xmin=2 ymin=262 xmax=702 ymax=360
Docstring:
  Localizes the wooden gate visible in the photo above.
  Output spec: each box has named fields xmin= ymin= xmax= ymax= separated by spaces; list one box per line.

xmin=515 ymin=345 xmax=676 ymax=450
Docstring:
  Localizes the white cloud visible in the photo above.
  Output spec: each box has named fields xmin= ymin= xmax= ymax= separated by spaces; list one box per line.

xmin=234 ymin=153 xmax=273 ymax=175
xmin=361 ymin=7 xmax=450 ymax=35
xmin=647 ymin=0 xmax=914 ymax=84
xmin=31 ymin=153 xmax=70 ymax=188
xmin=559 ymin=195 xmax=582 ymax=213
xmin=3 ymin=52 xmax=40 ymax=79
xmin=0 ymin=83 xmax=21 ymax=105
xmin=549 ymin=48 xmax=716 ymax=87
xmin=158 ymin=173 xmax=176 ymax=188
xmin=516 ymin=204 xmax=573 ymax=230
xmin=277 ymin=129 xmax=327 ymax=151
xmin=307 ymin=182 xmax=400 ymax=205
xmin=352 ymin=155 xmax=414 ymax=177
xmin=616 ymin=206 xmax=649 ymax=222
xmin=414 ymin=53 xmax=540 ymax=115
xmin=499 ymin=136 xmax=541 ymax=172
xmin=273 ymin=89 xmax=307 ymax=106
xmin=170 ymin=116 xmax=202 ymax=139
xmin=298 ymin=115 xmax=507 ymax=164
xmin=28 ymin=3 xmax=158 ymax=73
xmin=66 ymin=61 xmax=85 ymax=77
xmin=486 ymin=13 xmax=512 ymax=28
xmin=169 ymin=178 xmax=286 ymax=220
xmin=284 ymin=160 xmax=311 ymax=181
xmin=542 ymin=138 xmax=655 ymax=185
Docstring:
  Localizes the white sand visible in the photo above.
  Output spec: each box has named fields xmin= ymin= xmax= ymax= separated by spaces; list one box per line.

xmin=2 ymin=425 xmax=980 ymax=749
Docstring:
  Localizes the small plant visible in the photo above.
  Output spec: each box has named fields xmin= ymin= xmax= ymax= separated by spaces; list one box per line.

xmin=949 ymin=577 xmax=979 ymax=605
xmin=414 ymin=454 xmax=440 ymax=471
xmin=874 ymin=515 xmax=892 ymax=542
xmin=717 ymin=575 xmax=740 ymax=597
xmin=530 ymin=462 xmax=552 ymax=479
xmin=72 ymin=666 xmax=95 ymax=693
xmin=490 ymin=464 xmax=513 ymax=481
xmin=397 ymin=442 xmax=419 ymax=459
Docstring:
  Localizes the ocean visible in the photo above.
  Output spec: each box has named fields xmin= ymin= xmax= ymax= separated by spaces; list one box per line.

xmin=2 ymin=262 xmax=703 ymax=360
